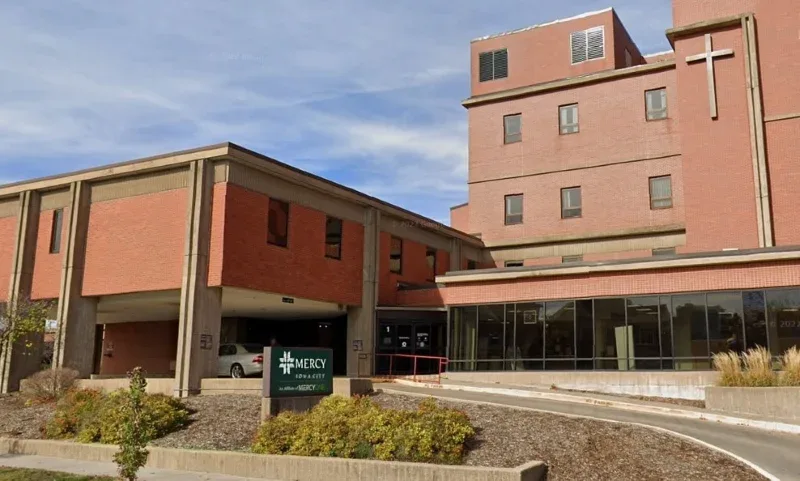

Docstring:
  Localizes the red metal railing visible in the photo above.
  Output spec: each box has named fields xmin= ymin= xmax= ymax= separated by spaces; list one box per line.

xmin=372 ymin=353 xmax=448 ymax=384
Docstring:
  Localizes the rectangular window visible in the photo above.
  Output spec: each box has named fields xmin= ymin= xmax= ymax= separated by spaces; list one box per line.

xmin=646 ymin=88 xmax=668 ymax=120
xmin=504 ymin=194 xmax=523 ymax=225
xmin=389 ymin=236 xmax=403 ymax=274
xmin=570 ymin=27 xmax=604 ymax=64
xmin=426 ymin=247 xmax=437 ymax=281
xmin=649 ymin=175 xmax=673 ymax=209
xmin=503 ymin=114 xmax=522 ymax=144
xmin=478 ymin=49 xmax=509 ymax=82
xmin=559 ymin=104 xmax=579 ymax=134
xmin=652 ymin=247 xmax=676 ymax=257
xmin=562 ymin=255 xmax=583 ymax=263
xmin=49 ymin=208 xmax=64 ymax=254
xmin=324 ymin=216 xmax=342 ymax=260
xmin=561 ymin=187 xmax=582 ymax=219
xmin=504 ymin=260 xmax=523 ymax=267
xmin=267 ymin=199 xmax=289 ymax=247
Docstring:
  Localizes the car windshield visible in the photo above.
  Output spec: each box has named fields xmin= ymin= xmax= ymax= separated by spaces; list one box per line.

xmin=241 ymin=344 xmax=263 ymax=354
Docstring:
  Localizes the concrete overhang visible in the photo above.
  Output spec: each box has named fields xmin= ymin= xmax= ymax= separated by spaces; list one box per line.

xmin=665 ymin=13 xmax=751 ymax=48
xmin=437 ymin=246 xmax=800 ymax=284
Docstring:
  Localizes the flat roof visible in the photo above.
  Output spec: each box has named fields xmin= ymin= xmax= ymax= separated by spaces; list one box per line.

xmin=472 ymin=7 xmax=613 ymax=43
xmin=0 ymin=142 xmax=483 ymax=247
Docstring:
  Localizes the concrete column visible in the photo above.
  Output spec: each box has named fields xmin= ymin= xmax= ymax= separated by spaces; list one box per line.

xmin=52 ymin=181 xmax=98 ymax=377
xmin=449 ymin=238 xmax=463 ymax=272
xmin=174 ymin=159 xmax=221 ymax=397
xmin=0 ymin=191 xmax=43 ymax=393
xmin=346 ymin=208 xmax=379 ymax=377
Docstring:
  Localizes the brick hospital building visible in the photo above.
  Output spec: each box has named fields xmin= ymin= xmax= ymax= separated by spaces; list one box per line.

xmin=1 ymin=0 xmax=799 ymax=393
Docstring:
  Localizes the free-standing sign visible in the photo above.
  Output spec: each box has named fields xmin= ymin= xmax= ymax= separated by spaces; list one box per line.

xmin=263 ymin=347 xmax=333 ymax=398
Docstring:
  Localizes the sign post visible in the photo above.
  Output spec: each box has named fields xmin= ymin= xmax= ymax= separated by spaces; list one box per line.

xmin=261 ymin=347 xmax=333 ymax=420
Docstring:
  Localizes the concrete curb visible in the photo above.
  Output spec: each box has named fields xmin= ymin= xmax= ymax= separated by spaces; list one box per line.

xmin=379 ymin=387 xmax=781 ymax=481
xmin=392 ymin=380 xmax=800 ymax=435
xmin=0 ymin=438 xmax=546 ymax=481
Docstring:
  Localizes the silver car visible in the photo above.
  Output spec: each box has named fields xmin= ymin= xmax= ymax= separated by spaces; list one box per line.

xmin=217 ymin=343 xmax=264 ymax=378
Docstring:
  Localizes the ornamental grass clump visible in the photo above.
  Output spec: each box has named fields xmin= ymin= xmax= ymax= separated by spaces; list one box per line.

xmin=741 ymin=346 xmax=777 ymax=387
xmin=252 ymin=395 xmax=475 ymax=465
xmin=779 ymin=346 xmax=800 ymax=387
xmin=712 ymin=351 xmax=743 ymax=387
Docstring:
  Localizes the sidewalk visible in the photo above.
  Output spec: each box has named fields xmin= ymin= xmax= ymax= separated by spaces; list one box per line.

xmin=0 ymin=454 xmax=276 ymax=481
xmin=392 ymin=378 xmax=800 ymax=435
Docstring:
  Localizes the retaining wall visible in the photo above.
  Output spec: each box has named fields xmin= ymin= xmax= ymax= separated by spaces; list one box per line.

xmin=705 ymin=387 xmax=800 ymax=421
xmin=0 ymin=438 xmax=546 ymax=481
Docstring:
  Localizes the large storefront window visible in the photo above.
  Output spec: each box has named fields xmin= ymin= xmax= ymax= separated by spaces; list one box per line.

xmin=446 ymin=288 xmax=800 ymax=372
xmin=766 ymin=289 xmax=800 ymax=356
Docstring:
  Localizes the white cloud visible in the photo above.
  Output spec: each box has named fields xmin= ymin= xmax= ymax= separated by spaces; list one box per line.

xmin=0 ymin=0 xmax=671 ymax=221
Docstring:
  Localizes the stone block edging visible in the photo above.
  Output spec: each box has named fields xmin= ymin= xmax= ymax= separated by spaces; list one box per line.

xmin=393 ymin=380 xmax=800 ymax=435
xmin=0 ymin=438 xmax=546 ymax=481
xmin=706 ymin=386 xmax=800 ymax=421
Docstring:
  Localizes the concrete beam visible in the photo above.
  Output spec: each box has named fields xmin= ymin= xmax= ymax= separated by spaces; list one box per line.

xmin=347 ymin=208 xmax=379 ymax=377
xmin=52 ymin=182 xmax=98 ymax=377
xmin=174 ymin=159 xmax=222 ymax=397
xmin=0 ymin=191 xmax=43 ymax=392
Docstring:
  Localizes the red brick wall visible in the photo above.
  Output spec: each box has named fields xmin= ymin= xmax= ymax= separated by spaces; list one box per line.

xmin=221 ymin=183 xmax=363 ymax=306
xmin=395 ymin=288 xmax=445 ymax=308
xmin=83 ymin=190 xmax=187 ymax=296
xmin=645 ymin=52 xmax=675 ymax=64
xmin=766 ymin=118 xmax=800 ymax=246
xmin=471 ymin=9 xmax=616 ymax=97
xmin=31 ymin=209 xmax=68 ymax=300
xmin=207 ymin=183 xmax=226 ymax=287
xmin=450 ymin=204 xmax=470 ymax=233
xmin=674 ymin=26 xmax=760 ymax=252
xmin=100 ymin=321 xmax=178 ymax=376
xmin=378 ymin=232 xmax=449 ymax=305
xmin=443 ymin=260 xmax=800 ymax=305
xmin=755 ymin=0 xmax=800 ymax=118
xmin=470 ymin=156 xmax=684 ymax=243
xmin=672 ymin=0 xmax=755 ymax=28
xmin=0 ymin=216 xmax=16 ymax=302
xmin=612 ymin=12 xmax=644 ymax=68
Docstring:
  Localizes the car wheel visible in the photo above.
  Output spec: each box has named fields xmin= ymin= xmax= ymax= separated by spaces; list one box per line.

xmin=230 ymin=364 xmax=245 ymax=379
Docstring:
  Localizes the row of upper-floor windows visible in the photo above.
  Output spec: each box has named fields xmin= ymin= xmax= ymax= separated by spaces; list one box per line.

xmin=479 ymin=26 xmax=607 ymax=83
xmin=502 ymin=88 xmax=667 ymax=143
xmin=503 ymin=247 xmax=677 ymax=267
xmin=503 ymin=175 xmax=672 ymax=224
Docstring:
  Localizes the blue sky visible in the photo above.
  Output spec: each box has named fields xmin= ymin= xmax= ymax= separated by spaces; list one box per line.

xmin=0 ymin=1 xmax=672 ymax=224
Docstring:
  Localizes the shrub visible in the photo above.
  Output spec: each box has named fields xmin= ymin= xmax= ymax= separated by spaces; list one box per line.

xmin=45 ymin=389 xmax=104 ymax=439
xmin=21 ymin=368 xmax=80 ymax=405
xmin=741 ymin=346 xmax=777 ymax=387
xmin=114 ymin=367 xmax=149 ymax=481
xmin=712 ymin=351 xmax=743 ymax=387
xmin=45 ymin=388 xmax=188 ymax=445
xmin=252 ymin=395 xmax=475 ymax=465
xmin=779 ymin=346 xmax=800 ymax=387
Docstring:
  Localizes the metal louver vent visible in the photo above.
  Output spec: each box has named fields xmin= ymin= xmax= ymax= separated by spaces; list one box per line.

xmin=587 ymin=28 xmax=605 ymax=60
xmin=478 ymin=49 xmax=508 ymax=82
xmin=571 ymin=26 xmax=604 ymax=64
xmin=493 ymin=49 xmax=508 ymax=78
xmin=479 ymin=52 xmax=493 ymax=82
xmin=570 ymin=31 xmax=587 ymax=64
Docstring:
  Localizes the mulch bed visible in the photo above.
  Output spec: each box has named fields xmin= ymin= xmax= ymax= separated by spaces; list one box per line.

xmin=0 ymin=392 xmax=764 ymax=480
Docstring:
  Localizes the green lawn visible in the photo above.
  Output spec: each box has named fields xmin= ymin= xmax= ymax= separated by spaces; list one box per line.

xmin=0 ymin=467 xmax=114 ymax=481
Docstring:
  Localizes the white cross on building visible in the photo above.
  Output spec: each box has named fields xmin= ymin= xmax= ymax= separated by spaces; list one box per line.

xmin=685 ymin=33 xmax=734 ymax=119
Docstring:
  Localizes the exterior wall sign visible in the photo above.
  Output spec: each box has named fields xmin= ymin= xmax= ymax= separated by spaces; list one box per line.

xmin=199 ymin=334 xmax=213 ymax=350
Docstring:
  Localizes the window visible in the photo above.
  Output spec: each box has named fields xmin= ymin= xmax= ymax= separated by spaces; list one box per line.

xmin=467 ymin=259 xmax=477 ymax=270
xmin=389 ymin=236 xmax=403 ymax=274
xmin=646 ymin=88 xmax=668 ymax=120
xmin=49 ymin=208 xmax=64 ymax=254
xmin=426 ymin=247 xmax=437 ymax=281
xmin=559 ymin=104 xmax=579 ymax=134
xmin=625 ymin=48 xmax=633 ymax=67
xmin=267 ymin=199 xmax=289 ymax=247
xmin=324 ymin=216 xmax=342 ymax=259
xmin=649 ymin=175 xmax=673 ymax=209
xmin=570 ymin=27 xmax=605 ymax=64
xmin=652 ymin=247 xmax=676 ymax=257
xmin=504 ymin=194 xmax=523 ymax=225
xmin=504 ymin=260 xmax=524 ymax=268
xmin=503 ymin=114 xmax=522 ymax=144
xmin=561 ymin=187 xmax=582 ymax=219
xmin=478 ymin=49 xmax=508 ymax=82
xmin=562 ymin=255 xmax=583 ymax=263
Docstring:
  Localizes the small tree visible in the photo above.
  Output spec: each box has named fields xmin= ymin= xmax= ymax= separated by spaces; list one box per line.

xmin=114 ymin=367 xmax=149 ymax=481
xmin=0 ymin=296 xmax=53 ymax=358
